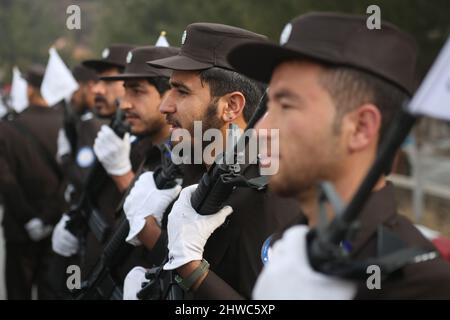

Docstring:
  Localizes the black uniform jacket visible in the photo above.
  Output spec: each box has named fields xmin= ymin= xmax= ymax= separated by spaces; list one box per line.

xmin=0 ymin=105 xmax=65 ymax=242
xmin=351 ymin=182 xmax=450 ymax=299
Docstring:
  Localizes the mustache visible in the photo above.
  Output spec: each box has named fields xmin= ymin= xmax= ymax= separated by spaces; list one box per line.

xmin=165 ymin=115 xmax=181 ymax=127
xmin=125 ymin=110 xmax=139 ymax=118
xmin=94 ymin=95 xmax=107 ymax=104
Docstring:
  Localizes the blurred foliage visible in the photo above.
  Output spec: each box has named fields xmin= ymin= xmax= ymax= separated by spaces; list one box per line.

xmin=0 ymin=0 xmax=449 ymax=83
xmin=0 ymin=0 xmax=93 ymax=82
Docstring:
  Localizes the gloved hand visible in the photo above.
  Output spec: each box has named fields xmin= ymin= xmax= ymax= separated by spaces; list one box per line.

xmin=123 ymin=266 xmax=148 ymax=300
xmin=93 ymin=125 xmax=131 ymax=176
xmin=124 ymin=171 xmax=182 ymax=246
xmin=56 ymin=128 xmax=71 ymax=162
xmin=25 ymin=218 xmax=53 ymax=242
xmin=252 ymin=225 xmax=357 ymax=300
xmin=164 ymin=185 xmax=233 ymax=270
xmin=51 ymin=214 xmax=79 ymax=257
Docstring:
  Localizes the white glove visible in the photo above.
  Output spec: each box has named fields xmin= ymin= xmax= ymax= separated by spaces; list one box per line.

xmin=252 ymin=225 xmax=357 ymax=300
xmin=123 ymin=266 xmax=148 ymax=300
xmin=51 ymin=214 xmax=79 ymax=257
xmin=56 ymin=128 xmax=71 ymax=162
xmin=25 ymin=218 xmax=53 ymax=242
xmin=164 ymin=185 xmax=233 ymax=270
xmin=93 ymin=125 xmax=131 ymax=176
xmin=124 ymin=171 xmax=182 ymax=246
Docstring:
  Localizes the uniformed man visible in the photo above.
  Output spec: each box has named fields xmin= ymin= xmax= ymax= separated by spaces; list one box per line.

xmin=70 ymin=64 xmax=98 ymax=114
xmin=83 ymin=44 xmax=135 ymax=118
xmin=225 ymin=12 xmax=450 ymax=299
xmin=93 ymin=45 xmax=181 ymax=285
xmin=82 ymin=43 xmax=145 ymax=193
xmin=56 ymin=64 xmax=100 ymax=205
xmin=47 ymin=64 xmax=100 ymax=299
xmin=123 ymin=23 xmax=302 ymax=299
xmin=95 ymin=45 xmax=179 ymax=192
xmin=51 ymin=45 xmax=180 ymax=288
xmin=51 ymin=44 xmax=142 ymax=280
xmin=0 ymin=65 xmax=66 ymax=299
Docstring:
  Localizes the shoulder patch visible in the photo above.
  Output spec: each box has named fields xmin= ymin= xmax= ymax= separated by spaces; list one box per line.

xmin=76 ymin=146 xmax=95 ymax=168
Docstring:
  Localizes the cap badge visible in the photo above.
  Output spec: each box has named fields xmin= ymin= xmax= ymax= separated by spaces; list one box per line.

xmin=126 ymin=51 xmax=133 ymax=64
xmin=181 ymin=30 xmax=187 ymax=45
xmin=102 ymin=48 xmax=110 ymax=59
xmin=280 ymin=23 xmax=292 ymax=45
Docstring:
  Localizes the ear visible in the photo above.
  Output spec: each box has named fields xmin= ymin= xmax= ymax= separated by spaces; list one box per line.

xmin=346 ymin=104 xmax=381 ymax=152
xmin=219 ymin=91 xmax=246 ymax=122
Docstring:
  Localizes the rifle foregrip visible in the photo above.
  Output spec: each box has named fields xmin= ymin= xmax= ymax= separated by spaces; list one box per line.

xmin=191 ymin=173 xmax=234 ymax=215
xmin=153 ymin=166 xmax=178 ymax=189
xmin=102 ymin=218 xmax=130 ymax=264
xmin=65 ymin=211 xmax=80 ymax=235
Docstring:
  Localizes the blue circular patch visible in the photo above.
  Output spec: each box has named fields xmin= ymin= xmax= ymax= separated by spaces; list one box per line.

xmin=261 ymin=234 xmax=274 ymax=265
xmin=76 ymin=146 xmax=95 ymax=168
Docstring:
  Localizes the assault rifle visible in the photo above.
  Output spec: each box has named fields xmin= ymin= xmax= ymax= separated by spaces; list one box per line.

xmin=74 ymin=142 xmax=182 ymax=300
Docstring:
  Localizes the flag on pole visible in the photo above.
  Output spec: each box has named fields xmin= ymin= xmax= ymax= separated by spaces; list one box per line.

xmin=41 ymin=47 xmax=79 ymax=106
xmin=10 ymin=66 xmax=29 ymax=113
xmin=0 ymin=93 xmax=7 ymax=117
xmin=408 ymin=36 xmax=450 ymax=121
xmin=155 ymin=31 xmax=170 ymax=47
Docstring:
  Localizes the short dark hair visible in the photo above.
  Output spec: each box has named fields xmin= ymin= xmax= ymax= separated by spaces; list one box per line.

xmin=199 ymin=67 xmax=265 ymax=122
xmin=146 ymin=76 xmax=171 ymax=96
xmin=319 ymin=66 xmax=409 ymax=146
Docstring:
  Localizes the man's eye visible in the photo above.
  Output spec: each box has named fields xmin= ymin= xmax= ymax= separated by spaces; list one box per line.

xmin=177 ymin=89 xmax=188 ymax=96
xmin=280 ymin=100 xmax=295 ymax=110
xmin=280 ymin=103 xmax=292 ymax=110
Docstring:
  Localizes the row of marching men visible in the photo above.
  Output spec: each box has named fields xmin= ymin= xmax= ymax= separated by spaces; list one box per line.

xmin=2 ymin=12 xmax=450 ymax=300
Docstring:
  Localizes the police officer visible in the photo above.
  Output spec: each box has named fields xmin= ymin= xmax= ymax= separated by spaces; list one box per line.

xmin=94 ymin=45 xmax=181 ymax=284
xmin=51 ymin=44 xmax=143 ymax=280
xmin=226 ymin=12 xmax=450 ymax=299
xmin=83 ymin=44 xmax=135 ymax=118
xmin=56 ymin=64 xmax=100 ymax=205
xmin=95 ymin=45 xmax=179 ymax=192
xmin=123 ymin=23 xmax=302 ymax=299
xmin=47 ymin=64 xmax=100 ymax=299
xmin=0 ymin=65 xmax=65 ymax=299
xmin=51 ymin=45 xmax=180 ymax=287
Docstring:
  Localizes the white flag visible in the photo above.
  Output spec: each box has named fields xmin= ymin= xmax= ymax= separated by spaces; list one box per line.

xmin=10 ymin=66 xmax=29 ymax=113
xmin=41 ymin=47 xmax=79 ymax=106
xmin=0 ymin=93 xmax=7 ymax=118
xmin=155 ymin=31 xmax=170 ymax=47
xmin=408 ymin=36 xmax=450 ymax=121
